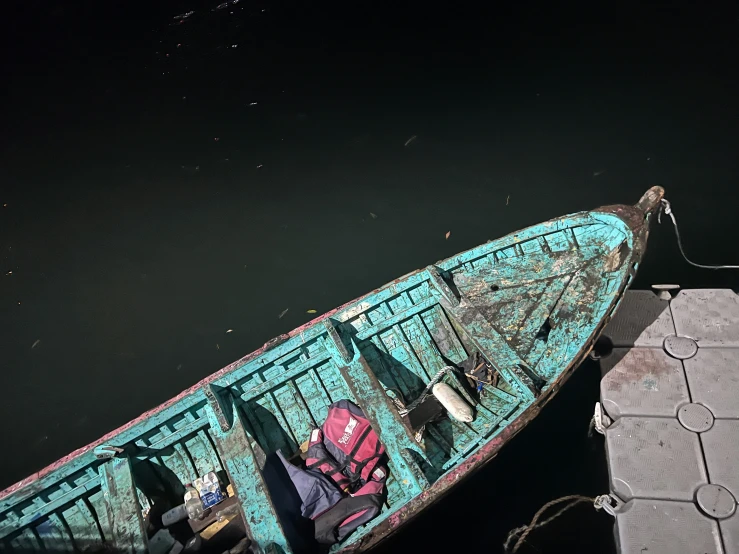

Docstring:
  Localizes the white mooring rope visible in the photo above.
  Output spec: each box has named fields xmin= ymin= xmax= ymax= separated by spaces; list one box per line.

xmin=659 ymin=199 xmax=739 ymax=270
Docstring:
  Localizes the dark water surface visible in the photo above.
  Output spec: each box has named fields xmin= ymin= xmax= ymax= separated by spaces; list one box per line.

xmin=2 ymin=2 xmax=738 ymax=552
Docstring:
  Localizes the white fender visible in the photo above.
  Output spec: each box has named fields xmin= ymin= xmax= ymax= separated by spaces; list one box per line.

xmin=432 ymin=383 xmax=474 ymax=422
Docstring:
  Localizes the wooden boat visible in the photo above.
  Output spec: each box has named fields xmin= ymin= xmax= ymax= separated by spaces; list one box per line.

xmin=0 ymin=187 xmax=665 ymax=554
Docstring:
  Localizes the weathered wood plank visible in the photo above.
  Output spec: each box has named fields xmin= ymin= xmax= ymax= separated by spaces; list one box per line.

xmin=322 ymin=320 xmax=430 ymax=497
xmin=239 ymin=351 xmax=333 ymax=401
xmin=426 ymin=265 xmax=539 ymax=401
xmin=98 ymin=456 xmax=148 ymax=554
xmin=355 ymin=297 xmax=437 ymax=341
xmin=0 ymin=479 xmax=101 ymax=540
xmin=206 ymin=400 xmax=292 ymax=554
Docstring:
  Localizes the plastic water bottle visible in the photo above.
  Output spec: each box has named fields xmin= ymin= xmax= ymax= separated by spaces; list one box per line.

xmin=194 ymin=471 xmax=224 ymax=509
xmin=184 ymin=484 xmax=204 ymax=520
xmin=161 ymin=503 xmax=188 ymax=527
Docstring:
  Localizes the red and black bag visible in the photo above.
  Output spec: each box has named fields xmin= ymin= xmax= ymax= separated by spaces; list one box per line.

xmin=313 ymin=464 xmax=386 ymax=544
xmin=279 ymin=400 xmax=388 ymax=545
xmin=306 ymin=399 xmax=385 ymax=492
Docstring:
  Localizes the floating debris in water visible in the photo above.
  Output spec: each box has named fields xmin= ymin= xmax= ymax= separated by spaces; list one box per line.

xmin=249 ymin=102 xmax=258 ymax=106
xmin=278 ymin=308 xmax=289 ymax=319
xmin=445 ymin=231 xmax=451 ymax=240
xmin=177 ymin=364 xmax=183 ymax=370
xmin=306 ymin=309 xmax=317 ymax=314
xmin=404 ymin=135 xmax=417 ymax=147
xmin=214 ymin=137 xmax=220 ymax=142
xmin=231 ymin=44 xmax=238 ymax=48
xmin=216 ymin=2 xmax=229 ymax=10
xmin=370 ymin=212 xmax=378 ymax=219
xmin=226 ymin=329 xmax=233 ymax=333
xmin=256 ymin=164 xmax=263 ymax=169
xmin=593 ymin=169 xmax=607 ymax=177
xmin=173 ymin=10 xmax=194 ymax=20
xmin=31 ymin=339 xmax=41 ymax=349
xmin=506 ymin=195 xmax=510 ymax=205
xmin=216 ymin=343 xmax=220 ymax=350
xmin=5 ymin=271 xmax=12 ymax=275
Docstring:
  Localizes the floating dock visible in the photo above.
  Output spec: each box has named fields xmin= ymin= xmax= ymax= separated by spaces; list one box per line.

xmin=599 ymin=288 xmax=739 ymax=554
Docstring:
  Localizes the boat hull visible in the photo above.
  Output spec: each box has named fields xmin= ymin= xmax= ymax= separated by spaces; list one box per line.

xmin=0 ymin=188 xmax=663 ymax=554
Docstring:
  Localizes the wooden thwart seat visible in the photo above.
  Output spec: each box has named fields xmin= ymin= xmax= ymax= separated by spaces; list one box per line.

xmin=426 ymin=265 xmax=542 ymax=401
xmin=205 ymin=394 xmax=293 ymax=554
xmin=98 ymin=456 xmax=148 ymax=553
xmin=322 ymin=320 xmax=430 ymax=497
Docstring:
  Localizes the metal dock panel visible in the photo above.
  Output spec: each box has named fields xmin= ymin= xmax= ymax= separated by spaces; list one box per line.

xmin=600 ymin=289 xmax=739 ymax=554
xmin=670 ymin=289 xmax=739 ymax=347
xmin=604 ymin=290 xmax=676 ymax=348
xmin=615 ymin=499 xmax=723 ymax=554
xmin=684 ymin=349 xmax=739 ymax=419
xmin=722 ymin=512 xmax=739 ymax=554
xmin=605 ymin=417 xmax=708 ymax=502
xmin=600 ymin=348 xmax=690 ymax=418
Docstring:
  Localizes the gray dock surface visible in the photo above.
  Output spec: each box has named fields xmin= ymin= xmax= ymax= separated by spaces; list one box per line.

xmin=600 ymin=288 xmax=739 ymax=554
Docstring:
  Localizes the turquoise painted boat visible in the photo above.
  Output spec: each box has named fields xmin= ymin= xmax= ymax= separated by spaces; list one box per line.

xmin=0 ymin=187 xmax=665 ymax=554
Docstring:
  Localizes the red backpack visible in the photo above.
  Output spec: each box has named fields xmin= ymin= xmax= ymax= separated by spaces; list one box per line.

xmin=279 ymin=400 xmax=387 ymax=545
xmin=306 ymin=399 xmax=385 ymax=492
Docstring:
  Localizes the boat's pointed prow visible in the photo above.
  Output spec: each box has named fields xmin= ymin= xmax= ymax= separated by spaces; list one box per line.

xmin=635 ymin=185 xmax=665 ymax=215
